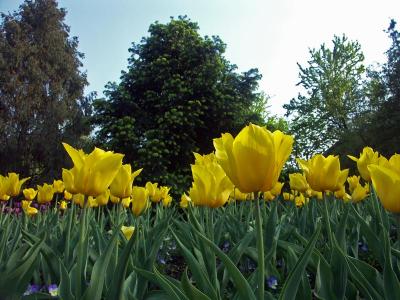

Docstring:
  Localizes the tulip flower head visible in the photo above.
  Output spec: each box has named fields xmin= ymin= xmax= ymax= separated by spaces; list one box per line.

xmin=131 ymin=186 xmax=149 ymax=216
xmin=180 ymin=193 xmax=192 ymax=208
xmin=6 ymin=173 xmax=30 ymax=197
xmin=214 ymin=124 xmax=293 ymax=193
xmin=289 ymin=173 xmax=309 ymax=193
xmin=368 ymin=155 xmax=400 ymax=212
xmin=121 ymin=226 xmax=135 ymax=240
xmin=297 ymin=154 xmax=349 ymax=192
xmin=62 ymin=143 xmax=124 ymax=197
xmin=23 ymin=188 xmax=37 ymax=201
xmin=37 ymin=184 xmax=55 ymax=204
xmin=110 ymin=164 xmax=142 ymax=199
xmin=189 ymin=153 xmax=234 ymax=208
xmin=53 ymin=180 xmax=65 ymax=193
xmin=348 ymin=147 xmax=381 ymax=181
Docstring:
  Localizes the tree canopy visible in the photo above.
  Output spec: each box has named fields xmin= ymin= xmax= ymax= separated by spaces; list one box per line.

xmin=92 ymin=16 xmax=267 ymax=193
xmin=0 ymin=0 xmax=92 ymax=181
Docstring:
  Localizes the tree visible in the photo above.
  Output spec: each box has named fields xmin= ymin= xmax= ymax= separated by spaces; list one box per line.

xmin=284 ymin=35 xmax=366 ymax=158
xmin=92 ymin=16 xmax=266 ymax=193
xmin=359 ymin=20 xmax=400 ymax=156
xmin=0 ymin=0 xmax=92 ymax=181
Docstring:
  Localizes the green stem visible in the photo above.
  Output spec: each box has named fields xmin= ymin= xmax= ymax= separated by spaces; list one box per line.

xmin=255 ymin=193 xmax=264 ymax=300
xmin=76 ymin=197 xmax=88 ymax=298
xmin=323 ymin=193 xmax=334 ymax=250
xmin=396 ymin=214 xmax=400 ymax=248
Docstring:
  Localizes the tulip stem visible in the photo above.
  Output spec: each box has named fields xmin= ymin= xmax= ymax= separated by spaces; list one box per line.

xmin=76 ymin=198 xmax=88 ymax=298
xmin=323 ymin=193 xmax=334 ymax=250
xmin=255 ymin=193 xmax=264 ymax=300
xmin=396 ymin=214 xmax=400 ymax=247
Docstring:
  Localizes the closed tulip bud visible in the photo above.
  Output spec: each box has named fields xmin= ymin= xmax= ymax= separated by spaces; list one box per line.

xmin=37 ymin=184 xmax=55 ymax=204
xmin=0 ymin=175 xmax=10 ymax=201
xmin=23 ymin=188 xmax=37 ymax=201
xmin=131 ymin=186 xmax=149 ymax=216
xmin=270 ymin=182 xmax=284 ymax=196
xmin=368 ymin=164 xmax=400 ymax=212
xmin=348 ymin=147 xmax=381 ymax=181
xmin=121 ymin=226 xmax=135 ymax=240
xmin=53 ymin=180 xmax=65 ymax=193
xmin=162 ymin=194 xmax=172 ymax=207
xmin=62 ymin=143 xmax=124 ymax=197
xmin=110 ymin=164 xmax=142 ymax=199
xmin=6 ymin=173 xmax=30 ymax=197
xmin=289 ymin=173 xmax=309 ymax=193
xmin=214 ymin=124 xmax=293 ymax=193
xmin=297 ymin=154 xmax=349 ymax=192
xmin=96 ymin=189 xmax=110 ymax=206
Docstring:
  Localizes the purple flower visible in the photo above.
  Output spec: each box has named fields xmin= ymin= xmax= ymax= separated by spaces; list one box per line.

xmin=23 ymin=284 xmax=41 ymax=295
xmin=48 ymin=284 xmax=58 ymax=296
xmin=266 ymin=275 xmax=278 ymax=289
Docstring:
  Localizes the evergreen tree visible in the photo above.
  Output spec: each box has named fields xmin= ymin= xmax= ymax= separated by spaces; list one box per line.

xmin=0 ymin=0 xmax=92 ymax=180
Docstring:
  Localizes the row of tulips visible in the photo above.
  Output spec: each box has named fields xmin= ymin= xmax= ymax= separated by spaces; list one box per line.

xmin=1 ymin=122 xmax=400 ymax=300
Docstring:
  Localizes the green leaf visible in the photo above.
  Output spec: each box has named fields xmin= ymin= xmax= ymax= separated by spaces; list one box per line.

xmin=194 ymin=228 xmax=257 ymax=300
xmin=278 ymin=222 xmax=321 ymax=300
xmin=181 ymin=268 xmax=212 ymax=300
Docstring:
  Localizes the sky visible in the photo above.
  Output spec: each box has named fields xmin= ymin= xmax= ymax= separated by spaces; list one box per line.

xmin=1 ymin=0 xmax=400 ymax=116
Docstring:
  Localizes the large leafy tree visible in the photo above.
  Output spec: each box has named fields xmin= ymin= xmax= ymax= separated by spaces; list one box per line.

xmin=360 ymin=20 xmax=400 ymax=156
xmin=93 ymin=16 xmax=266 ymax=193
xmin=284 ymin=35 xmax=367 ymax=158
xmin=0 ymin=0 xmax=92 ymax=180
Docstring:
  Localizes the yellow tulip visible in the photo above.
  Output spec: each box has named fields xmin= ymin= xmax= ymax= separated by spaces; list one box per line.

xmin=283 ymin=192 xmax=295 ymax=201
xmin=110 ymin=194 xmax=120 ymax=203
xmin=230 ymin=189 xmax=252 ymax=201
xmin=88 ymin=196 xmax=98 ymax=208
xmin=53 ymin=180 xmax=65 ymax=193
xmin=6 ymin=173 xmax=30 ymax=197
xmin=96 ymin=189 xmax=110 ymax=206
xmin=368 ymin=164 xmax=400 ymax=212
xmin=145 ymin=182 xmax=159 ymax=200
xmin=264 ymin=191 xmax=275 ymax=201
xmin=162 ymin=194 xmax=173 ymax=207
xmin=348 ymin=147 xmax=381 ymax=181
xmin=110 ymin=164 xmax=142 ymax=199
xmin=297 ymin=154 xmax=349 ymax=192
xmin=386 ymin=154 xmax=400 ymax=175
xmin=0 ymin=175 xmax=10 ymax=201
xmin=347 ymin=175 xmax=360 ymax=193
xmin=351 ymin=183 xmax=369 ymax=203
xmin=131 ymin=186 xmax=149 ymax=216
xmin=295 ymin=193 xmax=307 ymax=207
xmin=289 ymin=173 xmax=309 ymax=193
xmin=334 ymin=185 xmax=347 ymax=199
xmin=73 ymin=193 xmax=85 ymax=208
xmin=121 ymin=197 xmax=132 ymax=208
xmin=180 ymin=193 xmax=192 ymax=208
xmin=23 ymin=188 xmax=37 ymax=201
xmin=62 ymin=143 xmax=124 ymax=197
xmin=64 ymin=190 xmax=73 ymax=201
xmin=121 ymin=226 xmax=135 ymax=240
xmin=37 ymin=184 xmax=55 ymax=204
xmin=214 ymin=123 xmax=293 ymax=193
xmin=60 ymin=201 xmax=68 ymax=210
xmin=25 ymin=206 xmax=38 ymax=216
xmin=22 ymin=200 xmax=31 ymax=210
xmin=189 ymin=153 xmax=234 ymax=208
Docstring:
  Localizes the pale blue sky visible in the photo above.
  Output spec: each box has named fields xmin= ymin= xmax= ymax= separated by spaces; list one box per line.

xmin=1 ymin=0 xmax=400 ymax=115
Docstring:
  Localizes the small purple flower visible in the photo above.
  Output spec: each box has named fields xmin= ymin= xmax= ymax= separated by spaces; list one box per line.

xmin=48 ymin=284 xmax=58 ymax=296
xmin=266 ymin=275 xmax=278 ymax=289
xmin=23 ymin=284 xmax=41 ymax=295
xmin=32 ymin=202 xmax=39 ymax=208
xmin=14 ymin=201 xmax=22 ymax=208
